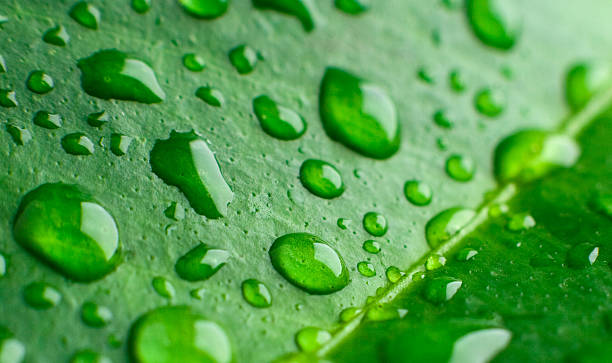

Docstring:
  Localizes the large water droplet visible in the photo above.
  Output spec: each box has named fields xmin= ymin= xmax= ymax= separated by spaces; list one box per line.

xmin=62 ymin=133 xmax=95 ymax=155
xmin=425 ymin=207 xmax=475 ymax=248
xmin=299 ymin=159 xmax=344 ymax=199
xmin=253 ymin=0 xmax=317 ymax=31
xmin=0 ymin=326 xmax=25 ymax=363
xmin=33 ymin=111 xmax=63 ymax=129
xmin=175 ymin=243 xmax=230 ymax=281
xmin=363 ymin=211 xmax=387 ymax=237
xmin=241 ymin=279 xmax=272 ymax=308
xmin=404 ymin=180 xmax=433 ymax=206
xmin=43 ymin=25 xmax=70 ymax=46
xmin=269 ymin=233 xmax=349 ymax=294
xmin=228 ymin=45 xmax=259 ymax=74
xmin=150 ymin=130 xmax=233 ymax=218
xmin=77 ymin=49 xmax=165 ymax=104
xmin=446 ymin=154 xmax=475 ymax=182
xmin=129 ymin=306 xmax=232 ymax=363
xmin=81 ymin=301 xmax=113 ymax=327
xmin=23 ymin=281 xmax=61 ymax=309
xmin=335 ymin=0 xmax=369 ymax=14
xmin=253 ymin=95 xmax=307 ymax=140
xmin=0 ymin=89 xmax=17 ymax=108
xmin=70 ymin=349 xmax=112 ymax=363
xmin=178 ymin=0 xmax=229 ymax=19
xmin=423 ymin=277 xmax=462 ymax=304
xmin=565 ymin=62 xmax=611 ymax=111
xmin=70 ymin=1 xmax=101 ymax=29
xmin=319 ymin=67 xmax=400 ymax=159
xmin=465 ymin=0 xmax=521 ymax=50
xmin=13 ymin=183 xmax=121 ymax=282
xmin=295 ymin=327 xmax=331 ymax=352
xmin=566 ymin=243 xmax=599 ymax=269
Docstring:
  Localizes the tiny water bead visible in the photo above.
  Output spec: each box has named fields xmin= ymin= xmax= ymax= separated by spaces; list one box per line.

xmin=178 ymin=0 xmax=229 ymax=19
xmin=110 ymin=133 xmax=132 ymax=156
xmin=449 ymin=70 xmax=466 ymax=92
xmin=70 ymin=349 xmax=112 ymax=363
xmin=269 ymin=233 xmax=349 ymax=295
xmin=190 ymin=287 xmax=207 ymax=300
xmin=132 ymin=0 xmax=152 ymax=14
xmin=23 ymin=282 xmax=61 ymax=309
xmin=26 ymin=71 xmax=54 ymax=94
xmin=423 ymin=277 xmax=462 ymax=304
xmin=77 ymin=49 xmax=165 ymax=104
xmin=362 ymin=240 xmax=381 ymax=254
xmin=299 ymin=159 xmax=344 ymax=199
xmin=465 ymin=0 xmax=521 ymax=50
xmin=43 ymin=25 xmax=70 ymax=46
xmin=506 ymin=212 xmax=535 ymax=232
xmin=253 ymin=95 xmax=307 ymax=140
xmin=175 ymin=244 xmax=229 ymax=281
xmin=337 ymin=218 xmax=352 ymax=230
xmin=252 ymin=0 xmax=316 ymax=31
xmin=13 ymin=183 xmax=121 ymax=282
xmin=152 ymin=276 xmax=175 ymax=299
xmin=417 ymin=67 xmax=435 ymax=84
xmin=565 ymin=62 xmax=611 ymax=111
xmin=33 ymin=111 xmax=62 ymax=129
xmin=183 ymin=53 xmax=206 ymax=72
xmin=567 ymin=243 xmax=599 ymax=269
xmin=0 ymin=89 xmax=17 ymax=107
xmin=164 ymin=202 xmax=185 ymax=221
xmin=295 ymin=327 xmax=331 ymax=352
xmin=404 ymin=180 xmax=433 ymax=206
xmin=0 ymin=55 xmax=6 ymax=73
xmin=493 ymin=130 xmax=580 ymax=183
xmin=241 ymin=279 xmax=272 ymax=308
xmin=0 ymin=327 xmax=26 ymax=363
xmin=228 ymin=44 xmax=259 ymax=74
xmin=335 ymin=0 xmax=369 ymax=14
xmin=6 ymin=125 xmax=32 ymax=146
xmin=150 ymin=130 xmax=233 ymax=218
xmin=87 ymin=111 xmax=110 ymax=127
xmin=365 ymin=307 xmax=408 ymax=322
xmin=195 ymin=86 xmax=224 ymax=107
xmin=129 ymin=306 xmax=232 ymax=363
xmin=433 ymin=109 xmax=453 ymax=129
xmin=385 ymin=266 xmax=403 ymax=283
xmin=62 ymin=133 xmax=95 ymax=155
xmin=70 ymin=1 xmax=101 ymax=29
xmin=456 ymin=247 xmax=478 ymax=261
xmin=446 ymin=154 xmax=475 ymax=182
xmin=425 ymin=254 xmax=446 ymax=270
xmin=357 ymin=261 xmax=375 ymax=277
xmin=81 ymin=301 xmax=113 ymax=327
xmin=474 ymin=88 xmax=505 ymax=117
xmin=319 ymin=67 xmax=400 ymax=159
xmin=363 ymin=212 xmax=387 ymax=237
xmin=425 ymin=207 xmax=476 ymax=248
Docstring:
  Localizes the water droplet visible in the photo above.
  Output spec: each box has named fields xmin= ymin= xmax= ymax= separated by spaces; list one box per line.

xmin=13 ymin=183 xmax=121 ymax=281
xmin=81 ymin=301 xmax=113 ymax=327
xmin=339 ymin=307 xmax=361 ymax=322
xmin=86 ymin=111 xmax=109 ymax=128
xmin=449 ymin=69 xmax=466 ymax=92
xmin=295 ymin=327 xmax=331 ymax=352
xmin=0 ymin=55 xmax=6 ymax=73
xmin=417 ymin=67 xmax=435 ymax=84
xmin=357 ymin=261 xmax=376 ymax=277
xmin=26 ymin=70 xmax=54 ymax=94
xmin=335 ymin=0 xmax=369 ymax=15
xmin=152 ymin=276 xmax=175 ymax=299
xmin=425 ymin=207 xmax=476 ymax=248
xmin=474 ymin=88 xmax=505 ymax=117
xmin=175 ymin=243 xmax=229 ymax=281
xmin=70 ymin=1 xmax=101 ymax=29
xmin=365 ymin=306 xmax=408 ymax=322
xmin=0 ymin=327 xmax=25 ymax=363
xmin=178 ymin=0 xmax=229 ymax=19
xmin=77 ymin=49 xmax=165 ymax=103
xmin=299 ymin=159 xmax=344 ymax=199
xmin=433 ymin=109 xmax=453 ymax=129
xmin=110 ymin=133 xmax=132 ymax=156
xmin=362 ymin=240 xmax=381 ymax=254
xmin=183 ymin=53 xmax=206 ymax=72
xmin=506 ymin=212 xmax=535 ymax=232
xmin=132 ymin=0 xmax=152 ymax=14
xmin=62 ymin=133 xmax=95 ymax=155
xmin=195 ymin=86 xmax=224 ymax=107
xmin=150 ymin=130 xmax=233 ymax=218
xmin=164 ymin=202 xmax=184 ymax=221
xmin=567 ymin=243 xmax=599 ymax=269
xmin=6 ymin=125 xmax=32 ymax=146
xmin=446 ymin=154 xmax=475 ymax=181
xmin=228 ymin=45 xmax=259 ymax=75
xmin=43 ymin=25 xmax=70 ymax=46
xmin=404 ymin=180 xmax=433 ymax=206
xmin=253 ymin=95 xmax=307 ymax=140
xmin=423 ymin=277 xmax=462 ymax=304
xmin=253 ymin=0 xmax=316 ymax=31
xmin=385 ymin=266 xmax=403 ymax=283
xmin=241 ymin=279 xmax=272 ymax=308
xmin=33 ymin=111 xmax=62 ymax=129
xmin=488 ymin=203 xmax=509 ymax=217
xmin=0 ymin=254 xmax=5 ymax=277
xmin=0 ymin=89 xmax=17 ymax=107
xmin=466 ymin=0 xmax=521 ymax=50
xmin=320 ymin=67 xmax=400 ymax=159
xmin=456 ymin=247 xmax=478 ymax=261
xmin=336 ymin=217 xmax=352 ymax=230
xmin=23 ymin=281 xmax=61 ymax=309
xmin=70 ymin=349 xmax=112 ymax=363
xmin=190 ymin=287 xmax=207 ymax=300
xmin=591 ymin=194 xmax=612 ymax=219
xmin=363 ymin=212 xmax=387 ymax=237
xmin=269 ymin=233 xmax=349 ymax=295
xmin=425 ymin=254 xmax=447 ymax=270
xmin=565 ymin=62 xmax=611 ymax=111
xmin=129 ymin=306 xmax=232 ymax=363
xmin=494 ymin=130 xmax=580 ymax=183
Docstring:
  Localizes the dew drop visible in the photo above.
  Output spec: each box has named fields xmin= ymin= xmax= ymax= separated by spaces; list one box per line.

xmin=175 ymin=243 xmax=229 ymax=282
xmin=299 ymin=159 xmax=344 ymax=199
xmin=152 ymin=276 xmax=175 ymax=300
xmin=43 ymin=25 xmax=70 ymax=46
xmin=0 ymin=254 xmax=5 ymax=277
xmin=567 ymin=243 xmax=599 ymax=269
xmin=425 ymin=207 xmax=476 ymax=248
xmin=449 ymin=69 xmax=466 ymax=92
xmin=446 ymin=154 xmax=475 ymax=182
xmin=183 ymin=53 xmax=206 ymax=72
xmin=474 ymin=88 xmax=505 ymax=117
xmin=6 ymin=125 xmax=32 ymax=146
xmin=363 ymin=211 xmax=387 ymax=237
xmin=23 ymin=282 xmax=61 ymax=309
xmin=339 ymin=307 xmax=361 ymax=322
xmin=33 ymin=111 xmax=63 ymax=129
xmin=433 ymin=109 xmax=453 ymax=129
xmin=357 ymin=261 xmax=376 ymax=277
xmin=110 ymin=133 xmax=132 ymax=156
xmin=0 ymin=89 xmax=17 ymax=108
xmin=385 ymin=266 xmax=403 ymax=283
xmin=62 ymin=133 xmax=95 ymax=155
xmin=404 ymin=180 xmax=433 ymax=206
xmin=335 ymin=0 xmax=369 ymax=15
xmin=81 ymin=301 xmax=113 ymax=327
xmin=417 ymin=67 xmax=435 ymax=84
xmin=0 ymin=56 xmax=6 ymax=73
xmin=0 ymin=326 xmax=25 ymax=363
xmin=365 ymin=307 xmax=407 ymax=322
xmin=456 ymin=247 xmax=478 ymax=261
xmin=253 ymin=95 xmax=307 ymax=140
xmin=466 ymin=0 xmax=521 ymax=50
xmin=423 ymin=277 xmax=462 ymax=304
xmin=196 ymin=86 xmax=224 ymax=107
xmin=295 ymin=327 xmax=331 ymax=352
xmin=228 ymin=45 xmax=259 ymax=74
xmin=253 ymin=0 xmax=317 ymax=31
xmin=425 ymin=254 xmax=447 ymax=270
xmin=26 ymin=71 xmax=54 ymax=94
xmin=164 ymin=202 xmax=185 ymax=221
xmin=565 ymin=62 xmax=611 ymax=111
xmin=86 ymin=111 xmax=110 ymax=128
xmin=178 ymin=0 xmax=229 ymax=19
xmin=190 ymin=287 xmax=207 ymax=300
xmin=337 ymin=217 xmax=352 ymax=230
xmin=362 ymin=240 xmax=381 ymax=254
xmin=70 ymin=1 xmax=101 ymax=29
xmin=70 ymin=349 xmax=112 ymax=363
xmin=506 ymin=212 xmax=535 ymax=232
xmin=241 ymin=279 xmax=272 ymax=308
xmin=132 ymin=0 xmax=152 ymax=14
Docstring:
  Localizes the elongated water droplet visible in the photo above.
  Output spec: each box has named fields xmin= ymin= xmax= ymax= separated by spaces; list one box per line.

xmin=129 ymin=306 xmax=232 ymax=363
xmin=241 ymin=279 xmax=272 ymax=308
xmin=152 ymin=276 xmax=175 ymax=299
xmin=77 ymin=49 xmax=165 ymax=103
xmin=253 ymin=95 xmax=307 ymax=140
xmin=417 ymin=67 xmax=435 ymax=84
xmin=494 ymin=130 xmax=580 ymax=183
xmin=433 ymin=109 xmax=453 ymax=129
xmin=446 ymin=154 xmax=475 ymax=181
xmin=150 ymin=130 xmax=233 ymax=218
xmin=357 ymin=261 xmax=375 ymax=277
xmin=362 ymin=240 xmax=381 ymax=254
xmin=269 ymin=233 xmax=349 ymax=294
xmin=196 ymin=86 xmax=224 ymax=107
xmin=110 ymin=133 xmax=132 ymax=156
xmin=175 ymin=243 xmax=229 ymax=281
xmin=506 ymin=212 xmax=535 ymax=232
xmin=132 ymin=0 xmax=152 ymax=14
xmin=70 ymin=349 xmax=112 ymax=363
xmin=183 ymin=53 xmax=206 ymax=72
xmin=423 ymin=277 xmax=462 ymax=304
xmin=567 ymin=243 xmax=599 ymax=269
xmin=320 ymin=67 xmax=400 ymax=159
xmin=81 ymin=301 xmax=113 ymax=327
xmin=425 ymin=254 xmax=446 ymax=270
xmin=26 ymin=71 xmax=54 ymax=94
xmin=474 ymin=88 xmax=505 ymax=117
xmin=295 ymin=327 xmax=331 ymax=352
xmin=13 ymin=183 xmax=121 ymax=281
xmin=43 ymin=25 xmax=70 ymax=46
xmin=33 ymin=111 xmax=62 ymax=129
xmin=0 ymin=89 xmax=17 ymax=107
xmin=363 ymin=211 xmax=387 ymax=237
xmin=466 ymin=0 xmax=521 ymax=50
xmin=62 ymin=133 xmax=95 ymax=155
xmin=565 ymin=62 xmax=611 ymax=111
xmin=404 ymin=180 xmax=432 ymax=206
xmin=0 ymin=254 xmax=5 ymax=277
xmin=178 ymin=0 xmax=229 ymax=19
xmin=253 ymin=0 xmax=316 ymax=31
xmin=365 ymin=307 xmax=408 ymax=322
xmin=456 ymin=247 xmax=478 ymax=261
xmin=228 ymin=45 xmax=259 ymax=74
xmin=0 ymin=326 xmax=25 ymax=363
xmin=6 ymin=125 xmax=31 ymax=146
xmin=335 ymin=0 xmax=369 ymax=14
xmin=425 ymin=207 xmax=475 ymax=248
xmin=385 ymin=266 xmax=403 ymax=283
xmin=449 ymin=69 xmax=466 ymax=92
xmin=23 ymin=281 xmax=61 ymax=309
xmin=299 ymin=159 xmax=344 ymax=199
xmin=70 ymin=1 xmax=101 ymax=29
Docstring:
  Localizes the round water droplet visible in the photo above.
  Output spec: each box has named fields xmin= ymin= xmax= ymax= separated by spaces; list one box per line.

xmin=565 ymin=62 xmax=611 ymax=111
xmin=175 ymin=243 xmax=229 ymax=281
xmin=228 ymin=45 xmax=258 ymax=75
xmin=241 ymin=279 xmax=272 ymax=308
xmin=152 ymin=276 xmax=175 ymax=299
xmin=433 ymin=109 xmax=453 ymax=129
xmin=456 ymin=247 xmax=478 ymax=261
xmin=178 ymin=0 xmax=229 ymax=19
xmin=566 ymin=243 xmax=599 ymax=269
xmin=385 ymin=266 xmax=403 ymax=283
xmin=506 ymin=212 xmax=535 ymax=232
xmin=195 ymin=86 xmax=224 ymax=107
xmin=0 ymin=89 xmax=17 ymax=108
xmin=253 ymin=95 xmax=307 ymax=140
xmin=466 ymin=0 xmax=521 ymax=50
xmin=449 ymin=69 xmax=466 ymax=92
xmin=81 ymin=301 xmax=113 ymax=327
xmin=70 ymin=1 xmax=101 ymax=29
xmin=425 ymin=207 xmax=476 ymax=248
xmin=23 ymin=282 xmax=61 ymax=309
xmin=320 ymin=67 xmax=400 ymax=159
xmin=132 ymin=0 xmax=152 ymax=14
xmin=474 ymin=88 xmax=505 ymax=117
xmin=299 ymin=159 xmax=344 ymax=199
xmin=446 ymin=154 xmax=475 ymax=181
xmin=425 ymin=254 xmax=446 ymax=270
xmin=362 ymin=240 xmax=381 ymax=254
xmin=33 ymin=111 xmax=62 ymax=129
xmin=13 ymin=183 xmax=121 ymax=281
xmin=77 ymin=49 xmax=165 ymax=104
xmin=6 ymin=125 xmax=32 ymax=146
xmin=335 ymin=0 xmax=369 ymax=14
xmin=150 ymin=130 xmax=233 ymax=218
xmin=26 ymin=71 xmax=54 ymax=94
xmin=269 ymin=233 xmax=349 ymax=295
xmin=129 ymin=306 xmax=232 ymax=363
xmin=357 ymin=261 xmax=376 ymax=277
xmin=70 ymin=349 xmax=112 ymax=363
xmin=363 ymin=212 xmax=387 ymax=237
xmin=0 ymin=327 xmax=25 ymax=363
xmin=404 ymin=180 xmax=433 ymax=206
xmin=62 ymin=133 xmax=95 ymax=155
xmin=423 ymin=277 xmax=462 ymax=304
xmin=110 ymin=133 xmax=132 ymax=156
xmin=253 ymin=0 xmax=316 ymax=31
xmin=183 ymin=53 xmax=206 ymax=72
xmin=295 ymin=327 xmax=331 ymax=352
xmin=43 ymin=25 xmax=70 ymax=46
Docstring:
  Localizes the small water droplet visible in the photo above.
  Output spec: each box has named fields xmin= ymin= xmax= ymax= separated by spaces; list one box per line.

xmin=295 ymin=327 xmax=331 ymax=352
xmin=336 ymin=217 xmax=352 ymax=230
xmin=190 ymin=287 xmax=206 ymax=300
xmin=339 ymin=307 xmax=361 ymax=322
xmin=566 ymin=243 xmax=599 ymax=269
xmin=363 ymin=212 xmax=387 ymax=237
xmin=195 ymin=86 xmax=224 ymax=107
xmin=488 ymin=203 xmax=509 ymax=217
xmin=33 ymin=111 xmax=62 ymax=129
xmin=81 ymin=301 xmax=113 ymax=327
xmin=0 ymin=254 xmax=6 ymax=277
xmin=70 ymin=1 xmax=101 ymax=29
xmin=0 ymin=55 xmax=6 ymax=73
xmin=425 ymin=207 xmax=475 ymax=248
xmin=466 ymin=0 xmax=521 ymax=50
xmin=362 ymin=240 xmax=381 ymax=254
xmin=152 ymin=276 xmax=175 ymax=299
xmin=110 ymin=133 xmax=132 ymax=156
xmin=178 ymin=0 xmax=229 ymax=19
xmin=357 ymin=261 xmax=376 ymax=277
xmin=423 ymin=277 xmax=462 ymax=304
xmin=23 ymin=281 xmax=61 ymax=309
xmin=404 ymin=180 xmax=433 ymax=206
xmin=449 ymin=69 xmax=466 ymax=92
xmin=565 ymin=62 xmax=611 ymax=111
xmin=253 ymin=95 xmax=307 ymax=140
xmin=175 ymin=243 xmax=229 ymax=281
xmin=132 ymin=0 xmax=152 ymax=14
xmin=43 ymin=25 xmax=70 ymax=46
xmin=26 ymin=70 xmax=54 ymax=94
xmin=456 ymin=247 xmax=478 ymax=261
xmin=335 ymin=0 xmax=369 ymax=14
xmin=299 ymin=159 xmax=344 ymax=199
xmin=253 ymin=0 xmax=317 ymax=31
xmin=385 ymin=266 xmax=403 ymax=283
xmin=425 ymin=254 xmax=447 ymax=270
xmin=365 ymin=306 xmax=407 ymax=322
xmin=62 ymin=133 xmax=95 ymax=155
xmin=163 ymin=202 xmax=184 ymax=221
xmin=417 ymin=67 xmax=435 ymax=84
xmin=474 ymin=88 xmax=505 ymax=117
xmin=183 ymin=53 xmax=206 ymax=72
xmin=70 ymin=349 xmax=112 ymax=363
xmin=0 ymin=89 xmax=17 ymax=107
xmin=242 ymin=279 xmax=272 ymax=308
xmin=6 ymin=125 xmax=32 ymax=146
xmin=433 ymin=109 xmax=453 ymax=129
xmin=506 ymin=212 xmax=535 ymax=232
xmin=0 ymin=327 xmax=25 ymax=363
xmin=446 ymin=154 xmax=475 ymax=181
xmin=228 ymin=45 xmax=259 ymax=74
